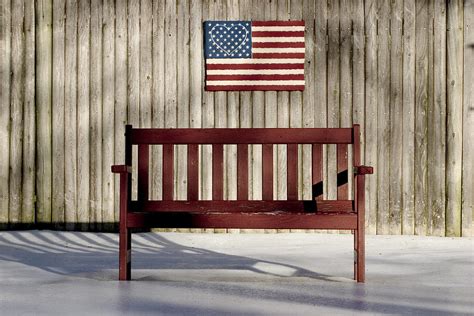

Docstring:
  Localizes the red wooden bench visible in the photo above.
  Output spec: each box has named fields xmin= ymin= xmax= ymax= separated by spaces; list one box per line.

xmin=112 ymin=124 xmax=373 ymax=282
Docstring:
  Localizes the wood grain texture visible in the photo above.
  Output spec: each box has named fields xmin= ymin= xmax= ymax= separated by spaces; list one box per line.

xmin=102 ymin=0 xmax=115 ymax=228
xmin=463 ymin=0 xmax=474 ymax=237
xmin=389 ymin=0 xmax=403 ymax=235
xmin=89 ymin=0 xmax=103 ymax=229
xmin=364 ymin=0 xmax=377 ymax=234
xmin=77 ymin=0 xmax=90 ymax=230
xmin=0 ymin=0 xmax=11 ymax=226
xmin=446 ymin=0 xmax=463 ymax=237
xmin=22 ymin=0 xmax=35 ymax=225
xmin=9 ymin=0 xmax=25 ymax=225
xmin=35 ymin=0 xmax=52 ymax=225
xmin=327 ymin=0 xmax=340 ymax=202
xmin=429 ymin=0 xmax=446 ymax=236
xmin=414 ymin=0 xmax=429 ymax=236
xmin=376 ymin=0 xmax=390 ymax=235
xmin=115 ymin=0 xmax=128 ymax=217
xmin=402 ymin=0 xmax=415 ymax=235
xmin=151 ymin=0 xmax=165 ymax=200
xmin=64 ymin=0 xmax=77 ymax=229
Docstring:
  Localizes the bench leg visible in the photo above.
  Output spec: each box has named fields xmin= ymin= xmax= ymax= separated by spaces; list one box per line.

xmin=354 ymin=227 xmax=365 ymax=283
xmin=119 ymin=230 xmax=131 ymax=281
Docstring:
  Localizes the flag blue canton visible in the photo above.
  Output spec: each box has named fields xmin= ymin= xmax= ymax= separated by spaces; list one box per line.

xmin=204 ymin=21 xmax=252 ymax=58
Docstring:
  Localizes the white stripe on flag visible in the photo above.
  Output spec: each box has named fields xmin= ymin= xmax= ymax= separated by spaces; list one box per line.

xmin=207 ymin=80 xmax=305 ymax=86
xmin=252 ymin=26 xmax=305 ymax=32
xmin=206 ymin=58 xmax=305 ymax=64
xmin=252 ymin=48 xmax=305 ymax=53
xmin=207 ymin=69 xmax=304 ymax=75
xmin=252 ymin=37 xmax=305 ymax=43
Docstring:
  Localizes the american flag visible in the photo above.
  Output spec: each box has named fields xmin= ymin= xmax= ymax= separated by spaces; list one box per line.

xmin=204 ymin=21 xmax=305 ymax=91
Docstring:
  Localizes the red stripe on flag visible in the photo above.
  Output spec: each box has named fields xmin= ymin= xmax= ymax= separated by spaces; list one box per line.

xmin=206 ymin=85 xmax=305 ymax=91
xmin=206 ymin=63 xmax=304 ymax=70
xmin=251 ymin=21 xmax=305 ymax=26
xmin=252 ymin=42 xmax=305 ymax=48
xmin=206 ymin=74 xmax=305 ymax=81
xmin=252 ymin=31 xmax=304 ymax=37
xmin=253 ymin=53 xmax=305 ymax=59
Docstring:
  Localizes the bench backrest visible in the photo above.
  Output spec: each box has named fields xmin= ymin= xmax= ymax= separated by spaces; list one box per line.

xmin=123 ymin=124 xmax=361 ymax=203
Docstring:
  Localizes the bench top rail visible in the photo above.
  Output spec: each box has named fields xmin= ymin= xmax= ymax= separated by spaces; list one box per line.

xmin=129 ymin=127 xmax=354 ymax=144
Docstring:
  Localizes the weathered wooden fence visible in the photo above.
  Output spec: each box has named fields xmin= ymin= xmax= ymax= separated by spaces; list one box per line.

xmin=0 ymin=0 xmax=472 ymax=236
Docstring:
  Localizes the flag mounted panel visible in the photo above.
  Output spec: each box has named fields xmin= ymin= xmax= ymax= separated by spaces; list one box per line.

xmin=204 ymin=21 xmax=305 ymax=91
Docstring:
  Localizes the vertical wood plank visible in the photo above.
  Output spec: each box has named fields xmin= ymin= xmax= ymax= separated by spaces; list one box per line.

xmin=187 ymin=144 xmax=199 ymax=200
xmin=128 ymin=0 xmax=139 ymax=202
xmin=226 ymin=0 xmax=239 ymax=202
xmin=163 ymin=144 xmax=174 ymax=201
xmin=302 ymin=0 xmax=315 ymax=202
xmin=339 ymin=0 xmax=352 ymax=200
xmin=138 ymin=144 xmax=150 ymax=202
xmin=190 ymin=0 xmax=203 ymax=200
xmin=402 ymin=0 xmax=415 ymax=235
xmin=237 ymin=144 xmax=249 ymax=200
xmin=176 ymin=0 xmax=190 ymax=201
xmin=337 ymin=144 xmax=348 ymax=200
xmin=9 ymin=0 xmax=25 ymax=225
xmin=140 ymin=0 xmax=152 ymax=202
xmin=377 ymin=0 xmax=390 ymax=235
xmin=151 ymin=0 xmax=165 ymax=200
xmin=102 ymin=0 xmax=115 ymax=228
xmin=415 ymin=0 xmax=429 ymax=236
xmin=463 ymin=0 xmax=474 ymax=237
xmin=22 ymin=0 xmax=35 ymax=225
xmin=201 ymin=0 xmax=215 ymax=202
xmin=164 ymin=0 xmax=177 ymax=202
xmin=364 ymin=0 xmax=377 ymax=234
xmin=352 ymin=0 xmax=364 ymax=166
xmin=290 ymin=0 xmax=303 ymax=202
xmin=36 ymin=0 xmax=53 ymax=225
xmin=115 ymin=0 xmax=128 ymax=218
xmin=287 ymin=144 xmax=298 ymax=201
xmin=276 ymin=0 xmax=289 ymax=204
xmin=90 ymin=0 xmax=103 ymax=229
xmin=327 ymin=0 xmax=339 ymax=201
xmin=212 ymin=144 xmax=224 ymax=201
xmin=389 ymin=0 xmax=403 ymax=235
xmin=429 ymin=0 xmax=447 ymax=236
xmin=0 ymin=0 xmax=11 ymax=227
xmin=446 ymin=0 xmax=463 ymax=237
xmin=252 ymin=0 xmax=265 ymax=201
xmin=262 ymin=144 xmax=273 ymax=200
xmin=312 ymin=144 xmax=323 ymax=200
xmin=264 ymin=0 xmax=278 ymax=203
xmin=77 ymin=0 xmax=90 ymax=230
xmin=314 ymin=0 xmax=327 ymax=204
xmin=64 ymin=0 xmax=77 ymax=229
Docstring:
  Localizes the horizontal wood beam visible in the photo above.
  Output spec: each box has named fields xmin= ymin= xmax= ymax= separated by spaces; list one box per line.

xmin=127 ymin=212 xmax=357 ymax=229
xmin=130 ymin=128 xmax=353 ymax=144
xmin=129 ymin=200 xmax=354 ymax=213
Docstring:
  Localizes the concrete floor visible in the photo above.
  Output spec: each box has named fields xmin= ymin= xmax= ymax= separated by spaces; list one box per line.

xmin=0 ymin=231 xmax=472 ymax=315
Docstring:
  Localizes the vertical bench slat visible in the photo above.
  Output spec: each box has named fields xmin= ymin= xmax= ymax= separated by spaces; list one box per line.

xmin=138 ymin=144 xmax=149 ymax=202
xmin=212 ymin=144 xmax=224 ymax=200
xmin=237 ymin=144 xmax=248 ymax=200
xmin=262 ymin=144 xmax=273 ymax=200
xmin=337 ymin=143 xmax=348 ymax=199
xmin=187 ymin=144 xmax=199 ymax=200
xmin=312 ymin=144 xmax=323 ymax=200
xmin=287 ymin=144 xmax=298 ymax=200
xmin=163 ymin=144 xmax=174 ymax=201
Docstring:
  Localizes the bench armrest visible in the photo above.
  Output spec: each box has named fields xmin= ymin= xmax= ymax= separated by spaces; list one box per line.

xmin=354 ymin=165 xmax=374 ymax=175
xmin=111 ymin=165 xmax=132 ymax=174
